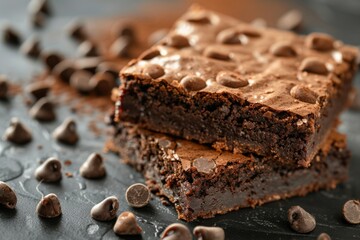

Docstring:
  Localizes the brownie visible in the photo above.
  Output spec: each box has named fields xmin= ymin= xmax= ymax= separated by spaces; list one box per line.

xmin=116 ymin=6 xmax=358 ymax=167
xmin=113 ymin=123 xmax=350 ymax=222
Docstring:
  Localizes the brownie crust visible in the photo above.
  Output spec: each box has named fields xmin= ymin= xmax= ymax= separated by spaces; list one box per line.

xmin=113 ymin=124 xmax=350 ymax=221
xmin=116 ymin=6 xmax=358 ymax=167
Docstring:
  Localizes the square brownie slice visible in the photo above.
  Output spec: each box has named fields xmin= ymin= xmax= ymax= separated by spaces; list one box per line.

xmin=116 ymin=6 xmax=358 ymax=167
xmin=113 ymin=123 xmax=349 ymax=221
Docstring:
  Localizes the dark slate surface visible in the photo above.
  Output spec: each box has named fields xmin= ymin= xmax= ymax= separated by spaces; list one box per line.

xmin=0 ymin=0 xmax=359 ymax=239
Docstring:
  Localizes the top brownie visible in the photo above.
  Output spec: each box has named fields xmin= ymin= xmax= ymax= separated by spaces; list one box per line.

xmin=117 ymin=6 xmax=358 ymax=167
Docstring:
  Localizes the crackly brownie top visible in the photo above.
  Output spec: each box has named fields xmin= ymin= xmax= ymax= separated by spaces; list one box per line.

xmin=121 ymin=5 xmax=359 ymax=117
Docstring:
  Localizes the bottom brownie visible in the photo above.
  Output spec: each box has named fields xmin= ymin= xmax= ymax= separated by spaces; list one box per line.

xmin=113 ymin=124 xmax=350 ymax=222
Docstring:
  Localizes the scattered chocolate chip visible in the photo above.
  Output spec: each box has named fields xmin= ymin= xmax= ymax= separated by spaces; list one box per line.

xmin=97 ymin=62 xmax=120 ymax=79
xmin=277 ymin=9 xmax=303 ymax=31
xmin=77 ymin=41 xmax=99 ymax=57
xmin=125 ymin=183 xmax=150 ymax=208
xmin=113 ymin=211 xmax=142 ymax=235
xmin=204 ymin=47 xmax=230 ymax=61
xmin=36 ymin=193 xmax=62 ymax=218
xmin=2 ymin=25 xmax=22 ymax=46
xmin=28 ymin=0 xmax=51 ymax=16
xmin=20 ymin=37 xmax=41 ymax=58
xmin=217 ymin=28 xmax=241 ymax=44
xmin=288 ymin=206 xmax=316 ymax=233
xmin=180 ymin=75 xmax=207 ymax=91
xmin=79 ymin=153 xmax=106 ymax=179
xmin=216 ymin=71 xmax=248 ymax=88
xmin=299 ymin=58 xmax=328 ymax=75
xmin=143 ymin=64 xmax=165 ymax=79
xmin=343 ymin=200 xmax=360 ymax=224
xmin=290 ymin=85 xmax=317 ymax=104
xmin=117 ymin=24 xmax=136 ymax=42
xmin=0 ymin=75 xmax=9 ymax=100
xmin=70 ymin=70 xmax=93 ymax=94
xmin=186 ymin=12 xmax=211 ymax=24
xmin=91 ymin=196 xmax=119 ymax=221
xmin=270 ymin=42 xmax=297 ymax=57
xmin=90 ymin=72 xmax=115 ymax=96
xmin=110 ymin=37 xmax=131 ymax=58
xmin=30 ymin=11 xmax=46 ymax=28
xmin=305 ymin=33 xmax=334 ymax=52
xmin=251 ymin=18 xmax=267 ymax=28
xmin=34 ymin=157 xmax=62 ymax=183
xmin=193 ymin=226 xmax=225 ymax=240
xmin=2 ymin=118 xmax=32 ymax=144
xmin=29 ymin=97 xmax=56 ymax=122
xmin=317 ymin=233 xmax=331 ymax=240
xmin=193 ymin=157 xmax=216 ymax=174
xmin=148 ymin=28 xmax=168 ymax=46
xmin=166 ymin=34 xmax=190 ymax=48
xmin=52 ymin=60 xmax=76 ymax=82
xmin=52 ymin=117 xmax=79 ymax=145
xmin=66 ymin=21 xmax=87 ymax=42
xmin=0 ymin=181 xmax=17 ymax=209
xmin=75 ymin=57 xmax=102 ymax=74
xmin=139 ymin=48 xmax=161 ymax=60
xmin=161 ymin=223 xmax=192 ymax=240
xmin=41 ymin=51 xmax=64 ymax=71
xmin=26 ymin=81 xmax=50 ymax=100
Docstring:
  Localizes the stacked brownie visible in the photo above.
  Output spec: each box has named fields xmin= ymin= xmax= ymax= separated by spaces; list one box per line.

xmin=112 ymin=6 xmax=358 ymax=221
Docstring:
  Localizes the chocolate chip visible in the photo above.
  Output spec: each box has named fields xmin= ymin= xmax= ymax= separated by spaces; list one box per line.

xmin=20 ymin=37 xmax=41 ymax=58
xmin=288 ymin=206 xmax=316 ymax=233
xmin=41 ymin=51 xmax=64 ymax=71
xmin=113 ymin=211 xmax=142 ymax=235
xmin=90 ymin=72 xmax=115 ymax=96
xmin=34 ymin=157 xmax=62 ymax=183
xmin=28 ymin=0 xmax=51 ymax=16
xmin=2 ymin=118 xmax=32 ymax=144
xmin=343 ymin=200 xmax=360 ymax=224
xmin=270 ymin=42 xmax=297 ymax=57
xmin=2 ymin=25 xmax=22 ymax=46
xmin=140 ymin=48 xmax=161 ymax=60
xmin=126 ymin=183 xmax=150 ymax=208
xmin=161 ymin=223 xmax=192 ymax=240
xmin=75 ymin=57 xmax=102 ymax=74
xmin=30 ymin=11 xmax=46 ymax=28
xmin=52 ymin=60 xmax=76 ymax=82
xmin=91 ymin=196 xmax=119 ymax=221
xmin=180 ymin=75 xmax=206 ymax=91
xmin=217 ymin=28 xmax=241 ymax=44
xmin=70 ymin=70 xmax=93 ymax=94
xmin=26 ymin=81 xmax=50 ymax=100
xmin=0 ymin=181 xmax=17 ymax=209
xmin=186 ymin=12 xmax=211 ymax=24
xmin=305 ymin=33 xmax=334 ymax=52
xmin=290 ymin=85 xmax=318 ymax=104
xmin=29 ymin=97 xmax=56 ymax=122
xmin=110 ymin=37 xmax=131 ymax=58
xmin=299 ymin=57 xmax=328 ymax=75
xmin=66 ymin=21 xmax=87 ymax=42
xmin=204 ymin=47 xmax=230 ymax=61
xmin=79 ymin=153 xmax=106 ymax=179
xmin=117 ymin=24 xmax=136 ymax=43
xmin=193 ymin=157 xmax=216 ymax=174
xmin=166 ymin=34 xmax=190 ymax=48
xmin=317 ymin=233 xmax=331 ymax=240
xmin=148 ymin=28 xmax=168 ymax=46
xmin=193 ymin=226 xmax=225 ymax=240
xmin=52 ymin=117 xmax=79 ymax=145
xmin=216 ymin=71 xmax=248 ymax=88
xmin=0 ymin=75 xmax=9 ymax=100
xmin=77 ymin=41 xmax=99 ymax=57
xmin=277 ymin=9 xmax=303 ymax=31
xmin=36 ymin=194 xmax=62 ymax=218
xmin=143 ymin=64 xmax=165 ymax=79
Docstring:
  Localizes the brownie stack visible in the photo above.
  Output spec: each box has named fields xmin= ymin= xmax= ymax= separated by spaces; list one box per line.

xmin=112 ymin=6 xmax=358 ymax=221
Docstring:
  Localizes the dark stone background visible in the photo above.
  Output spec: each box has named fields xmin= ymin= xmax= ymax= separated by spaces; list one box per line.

xmin=0 ymin=0 xmax=359 ymax=239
